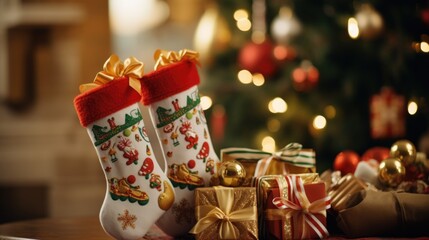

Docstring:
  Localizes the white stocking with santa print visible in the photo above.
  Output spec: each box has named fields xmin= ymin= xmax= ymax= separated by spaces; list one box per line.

xmin=73 ymin=55 xmax=175 ymax=240
xmin=140 ymin=50 xmax=220 ymax=237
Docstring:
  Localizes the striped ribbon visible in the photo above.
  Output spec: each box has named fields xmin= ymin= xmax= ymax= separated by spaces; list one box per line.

xmin=221 ymin=143 xmax=316 ymax=176
xmin=271 ymin=175 xmax=331 ymax=239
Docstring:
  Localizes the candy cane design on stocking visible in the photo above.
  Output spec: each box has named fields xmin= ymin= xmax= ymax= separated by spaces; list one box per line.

xmin=140 ymin=49 xmax=220 ymax=237
xmin=74 ymin=55 xmax=175 ymax=240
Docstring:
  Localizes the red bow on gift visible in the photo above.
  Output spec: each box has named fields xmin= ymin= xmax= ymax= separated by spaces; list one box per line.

xmin=268 ymin=175 xmax=331 ymax=239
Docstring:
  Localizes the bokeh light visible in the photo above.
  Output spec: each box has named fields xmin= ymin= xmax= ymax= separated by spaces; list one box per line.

xmin=262 ymin=136 xmax=276 ymax=152
xmin=200 ymin=96 xmax=213 ymax=110
xmin=408 ymin=101 xmax=418 ymax=115
xmin=237 ymin=69 xmax=253 ymax=84
xmin=252 ymin=73 xmax=265 ymax=86
xmin=268 ymin=97 xmax=287 ymax=113
xmin=348 ymin=17 xmax=359 ymax=39
xmin=313 ymin=115 xmax=327 ymax=129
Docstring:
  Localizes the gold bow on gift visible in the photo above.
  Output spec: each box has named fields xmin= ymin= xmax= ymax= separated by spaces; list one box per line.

xmin=190 ymin=187 xmax=257 ymax=239
xmin=153 ymin=49 xmax=200 ymax=70
xmin=79 ymin=54 xmax=144 ymax=94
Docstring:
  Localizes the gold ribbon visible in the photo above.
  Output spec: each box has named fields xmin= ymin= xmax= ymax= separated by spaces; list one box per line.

xmin=79 ymin=54 xmax=144 ymax=94
xmin=190 ymin=186 xmax=257 ymax=239
xmin=153 ymin=49 xmax=200 ymax=70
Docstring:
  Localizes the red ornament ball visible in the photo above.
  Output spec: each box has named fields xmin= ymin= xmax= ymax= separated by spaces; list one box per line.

xmin=127 ymin=175 xmax=136 ymax=184
xmin=188 ymin=159 xmax=196 ymax=169
xmin=334 ymin=151 xmax=360 ymax=175
xmin=238 ymin=39 xmax=278 ymax=77
xmin=421 ymin=9 xmax=429 ymax=25
xmin=292 ymin=64 xmax=319 ymax=92
xmin=361 ymin=147 xmax=390 ymax=163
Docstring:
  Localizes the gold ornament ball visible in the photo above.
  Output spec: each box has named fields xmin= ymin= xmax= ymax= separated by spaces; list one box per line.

xmin=218 ymin=161 xmax=246 ymax=187
xmin=390 ymin=139 xmax=417 ymax=166
xmin=378 ymin=157 xmax=406 ymax=188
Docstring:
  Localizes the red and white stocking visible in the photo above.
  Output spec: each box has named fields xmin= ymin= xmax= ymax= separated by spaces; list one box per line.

xmin=74 ymin=55 xmax=175 ymax=240
xmin=140 ymin=50 xmax=220 ymax=237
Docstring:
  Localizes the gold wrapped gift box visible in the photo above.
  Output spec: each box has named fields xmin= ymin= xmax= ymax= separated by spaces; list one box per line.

xmin=190 ymin=186 xmax=258 ymax=240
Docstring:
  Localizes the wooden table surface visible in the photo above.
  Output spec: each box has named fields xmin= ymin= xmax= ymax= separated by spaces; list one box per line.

xmin=0 ymin=216 xmax=177 ymax=240
xmin=1 ymin=216 xmax=428 ymax=240
xmin=0 ymin=217 xmax=111 ymax=240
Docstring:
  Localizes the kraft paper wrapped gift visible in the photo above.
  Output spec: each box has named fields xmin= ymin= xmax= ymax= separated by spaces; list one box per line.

xmin=189 ymin=186 xmax=258 ymax=239
xmin=337 ymin=189 xmax=429 ymax=238
xmin=328 ymin=173 xmax=368 ymax=212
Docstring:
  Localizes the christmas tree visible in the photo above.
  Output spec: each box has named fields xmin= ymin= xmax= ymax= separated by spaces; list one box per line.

xmin=194 ymin=0 xmax=429 ymax=171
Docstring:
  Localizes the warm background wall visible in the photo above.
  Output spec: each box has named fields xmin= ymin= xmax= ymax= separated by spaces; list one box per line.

xmin=0 ymin=0 xmax=205 ymax=223
xmin=0 ymin=0 xmax=110 ymax=223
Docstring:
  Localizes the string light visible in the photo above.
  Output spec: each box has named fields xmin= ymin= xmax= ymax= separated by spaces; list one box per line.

xmin=252 ymin=73 xmax=265 ymax=86
xmin=420 ymin=41 xmax=429 ymax=53
xmin=237 ymin=70 xmax=266 ymax=86
xmin=237 ymin=18 xmax=252 ymax=31
xmin=262 ymin=136 xmax=276 ymax=152
xmin=408 ymin=101 xmax=418 ymax=115
xmin=200 ymin=96 xmax=213 ymax=110
xmin=313 ymin=115 xmax=327 ymax=129
xmin=234 ymin=9 xmax=251 ymax=32
xmin=233 ymin=9 xmax=248 ymax=21
xmin=348 ymin=17 xmax=359 ymax=39
xmin=268 ymin=97 xmax=287 ymax=113
xmin=237 ymin=70 xmax=253 ymax=84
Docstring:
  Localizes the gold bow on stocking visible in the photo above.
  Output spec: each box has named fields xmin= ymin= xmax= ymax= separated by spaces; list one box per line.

xmin=153 ymin=49 xmax=200 ymax=70
xmin=79 ymin=54 xmax=144 ymax=94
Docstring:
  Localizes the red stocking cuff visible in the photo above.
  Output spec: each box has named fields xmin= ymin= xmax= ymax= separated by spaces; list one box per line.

xmin=74 ymin=77 xmax=141 ymax=127
xmin=140 ymin=60 xmax=200 ymax=105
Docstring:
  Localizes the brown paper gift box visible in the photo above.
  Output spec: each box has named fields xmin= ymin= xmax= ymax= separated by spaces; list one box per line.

xmin=337 ymin=189 xmax=429 ymax=238
xmin=328 ymin=173 xmax=368 ymax=212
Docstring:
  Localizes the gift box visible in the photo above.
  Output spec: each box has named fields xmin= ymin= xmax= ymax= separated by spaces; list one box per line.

xmin=221 ymin=143 xmax=316 ymax=186
xmin=256 ymin=174 xmax=330 ymax=239
xmin=337 ymin=189 xmax=429 ymax=238
xmin=370 ymin=87 xmax=406 ymax=139
xmin=190 ymin=186 xmax=258 ymax=239
xmin=328 ymin=173 xmax=369 ymax=212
